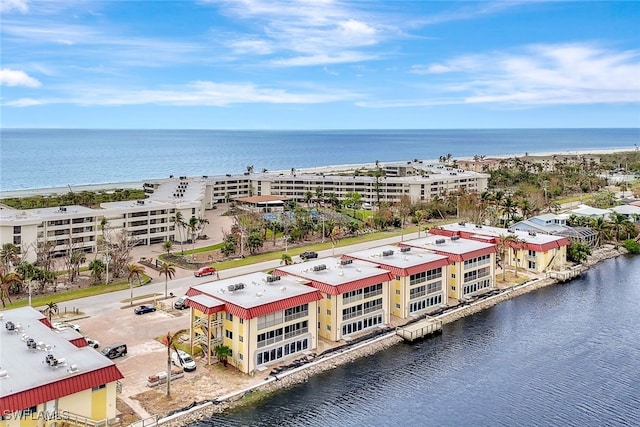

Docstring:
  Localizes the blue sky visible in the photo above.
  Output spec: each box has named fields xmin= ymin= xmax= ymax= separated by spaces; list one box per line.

xmin=1 ymin=0 xmax=639 ymax=129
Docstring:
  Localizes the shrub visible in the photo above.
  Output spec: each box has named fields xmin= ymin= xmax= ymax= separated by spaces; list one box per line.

xmin=622 ymin=239 xmax=640 ymax=254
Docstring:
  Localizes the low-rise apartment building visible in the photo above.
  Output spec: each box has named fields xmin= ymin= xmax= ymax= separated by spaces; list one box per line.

xmin=185 ymin=272 xmax=323 ymax=375
xmin=399 ymin=234 xmax=497 ymax=301
xmin=273 ymin=257 xmax=394 ymax=342
xmin=0 ymin=307 xmax=123 ymax=427
xmin=431 ymin=222 xmax=569 ymax=274
xmin=342 ymin=245 xmax=450 ymax=320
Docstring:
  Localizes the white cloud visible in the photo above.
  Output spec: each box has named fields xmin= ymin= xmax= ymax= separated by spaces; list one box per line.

xmin=398 ymin=43 xmax=640 ymax=107
xmin=0 ymin=68 xmax=41 ymax=87
xmin=2 ymin=80 xmax=361 ymax=107
xmin=0 ymin=0 xmax=29 ymax=13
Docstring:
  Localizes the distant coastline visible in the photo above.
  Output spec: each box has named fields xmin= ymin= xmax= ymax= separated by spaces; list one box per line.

xmin=1 ymin=128 xmax=637 ymax=192
xmin=1 ymin=147 xmax=636 ymax=200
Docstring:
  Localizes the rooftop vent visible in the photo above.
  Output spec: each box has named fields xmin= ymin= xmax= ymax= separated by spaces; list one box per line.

xmin=435 ymin=238 xmax=446 ymax=245
xmin=508 ymin=228 xmax=515 ymax=233
xmin=227 ymin=283 xmax=246 ymax=292
xmin=382 ymin=250 xmax=394 ymax=257
xmin=475 ymin=224 xmax=483 ymax=228
xmin=59 ymin=207 xmax=67 ymax=212
xmin=528 ymin=231 xmax=537 ymax=236
xmin=340 ymin=259 xmax=353 ymax=265
xmin=266 ymin=275 xmax=281 ymax=283
xmin=0 ymin=370 xmax=8 ymax=379
xmin=67 ymin=364 xmax=79 ymax=373
xmin=279 ymin=286 xmax=287 ymax=292
xmin=313 ymin=264 xmax=327 ymax=272
xmin=136 ymin=200 xmax=145 ymax=205
xmin=400 ymin=247 xmax=411 ymax=253
xmin=451 ymin=236 xmax=460 ymax=241
xmin=459 ymin=221 xmax=466 ymax=226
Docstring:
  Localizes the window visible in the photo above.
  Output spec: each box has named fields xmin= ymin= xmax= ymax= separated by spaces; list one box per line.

xmin=327 ymin=325 xmax=331 ymax=331
xmin=226 ymin=313 xmax=233 ymax=321
xmin=258 ymin=311 xmax=284 ymax=330
xmin=239 ymin=353 xmax=243 ymax=361
xmin=395 ymin=303 xmax=401 ymax=309
xmin=225 ymin=330 xmax=233 ymax=339
xmin=239 ymin=318 xmax=244 ymax=324
xmin=285 ymin=304 xmax=308 ymax=322
xmin=396 ymin=289 xmax=401 ymax=295
xmin=92 ymin=384 xmax=106 ymax=391
xmin=326 ymin=294 xmax=331 ymax=300
xmin=239 ymin=336 xmax=244 ymax=342
xmin=327 ymin=309 xmax=331 ymax=315
xmin=13 ymin=226 xmax=21 ymax=234
xmin=256 ymin=338 xmax=309 ymax=366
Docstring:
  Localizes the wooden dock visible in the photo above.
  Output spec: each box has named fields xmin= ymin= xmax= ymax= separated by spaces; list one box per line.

xmin=396 ymin=318 xmax=443 ymax=342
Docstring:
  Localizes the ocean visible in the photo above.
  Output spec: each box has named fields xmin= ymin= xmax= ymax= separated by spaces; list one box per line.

xmin=1 ymin=128 xmax=638 ymax=192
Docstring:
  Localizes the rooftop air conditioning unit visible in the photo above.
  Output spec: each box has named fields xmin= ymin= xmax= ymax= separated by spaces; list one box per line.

xmin=382 ymin=250 xmax=394 ymax=257
xmin=60 ymin=207 xmax=67 ymax=212
xmin=340 ymin=259 xmax=353 ymax=265
xmin=400 ymin=247 xmax=411 ymax=253
xmin=266 ymin=275 xmax=281 ymax=283
xmin=227 ymin=283 xmax=246 ymax=292
xmin=459 ymin=221 xmax=466 ymax=226
xmin=451 ymin=236 xmax=460 ymax=241
xmin=5 ymin=321 xmax=15 ymax=331
xmin=508 ymin=229 xmax=515 ymax=233
xmin=313 ymin=264 xmax=327 ymax=272
xmin=435 ymin=238 xmax=446 ymax=244
xmin=529 ymin=231 xmax=537 ymax=236
xmin=475 ymin=224 xmax=483 ymax=228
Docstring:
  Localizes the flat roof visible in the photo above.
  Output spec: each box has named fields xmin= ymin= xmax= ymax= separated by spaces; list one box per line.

xmin=275 ymin=257 xmax=388 ymax=287
xmin=403 ymin=233 xmax=496 ymax=255
xmin=190 ymin=271 xmax=316 ymax=310
xmin=0 ymin=307 xmax=120 ymax=398
xmin=344 ymin=244 xmax=449 ymax=269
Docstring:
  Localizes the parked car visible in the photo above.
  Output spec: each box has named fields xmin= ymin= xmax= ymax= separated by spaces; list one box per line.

xmin=171 ymin=349 xmax=197 ymax=372
xmin=52 ymin=322 xmax=81 ymax=333
xmin=194 ymin=266 xmax=217 ymax=277
xmin=86 ymin=338 xmax=100 ymax=349
xmin=134 ymin=304 xmax=156 ymax=315
xmin=300 ymin=251 xmax=318 ymax=260
xmin=101 ymin=343 xmax=127 ymax=359
xmin=174 ymin=296 xmax=189 ymax=310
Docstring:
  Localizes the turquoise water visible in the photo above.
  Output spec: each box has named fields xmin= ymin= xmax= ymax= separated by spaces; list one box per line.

xmin=1 ymin=128 xmax=638 ymax=191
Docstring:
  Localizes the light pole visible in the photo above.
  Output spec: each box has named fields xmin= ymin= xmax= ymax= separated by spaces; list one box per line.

xmin=104 ymin=253 xmax=111 ymax=285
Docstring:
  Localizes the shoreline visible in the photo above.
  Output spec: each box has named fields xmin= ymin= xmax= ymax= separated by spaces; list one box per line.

xmin=1 ymin=147 xmax=636 ymax=199
xmin=156 ymin=245 xmax=626 ymax=427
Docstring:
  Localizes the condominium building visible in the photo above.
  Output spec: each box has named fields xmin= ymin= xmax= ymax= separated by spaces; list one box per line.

xmin=0 ymin=307 xmax=123 ymax=427
xmin=0 ymin=160 xmax=488 ymax=261
xmin=342 ymin=245 xmax=450 ymax=320
xmin=431 ymin=222 xmax=569 ymax=274
xmin=184 ymin=272 xmax=323 ymax=375
xmin=398 ymin=234 xmax=497 ymax=301
xmin=273 ymin=257 xmax=394 ymax=342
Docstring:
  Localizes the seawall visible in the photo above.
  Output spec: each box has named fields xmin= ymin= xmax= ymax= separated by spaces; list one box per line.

xmin=154 ymin=246 xmax=626 ymax=427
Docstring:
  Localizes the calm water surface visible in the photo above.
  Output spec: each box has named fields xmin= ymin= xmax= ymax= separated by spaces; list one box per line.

xmin=195 ymin=256 xmax=640 ymax=427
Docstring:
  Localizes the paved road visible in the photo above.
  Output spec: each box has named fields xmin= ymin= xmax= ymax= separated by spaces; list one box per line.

xmin=66 ymin=230 xmax=421 ymax=419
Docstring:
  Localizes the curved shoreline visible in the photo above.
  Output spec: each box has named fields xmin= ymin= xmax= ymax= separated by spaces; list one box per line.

xmin=156 ymin=246 xmax=626 ymax=426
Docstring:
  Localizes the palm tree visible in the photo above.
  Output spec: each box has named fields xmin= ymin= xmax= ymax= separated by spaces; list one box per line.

xmin=188 ymin=216 xmax=199 ymax=254
xmin=88 ymin=259 xmax=106 ymax=284
xmin=609 ymin=213 xmax=634 ymax=242
xmin=498 ymin=234 xmax=516 ymax=281
xmin=1 ymin=270 xmax=24 ymax=297
xmin=165 ymin=329 xmax=188 ymax=398
xmin=280 ymin=253 xmax=292 ymax=265
xmin=159 ymin=262 xmax=176 ymax=298
xmin=173 ymin=211 xmax=185 ymax=254
xmin=0 ymin=243 xmax=20 ymax=270
xmin=127 ymin=263 xmax=146 ymax=306
xmin=214 ymin=344 xmax=232 ymax=367
xmin=43 ymin=301 xmax=58 ymax=322
xmin=590 ymin=217 xmax=612 ymax=247
xmin=162 ymin=240 xmax=173 ymax=256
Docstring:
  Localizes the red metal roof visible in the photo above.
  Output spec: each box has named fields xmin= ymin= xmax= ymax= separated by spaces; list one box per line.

xmin=69 ymin=337 xmax=88 ymax=348
xmin=309 ymin=272 xmax=394 ymax=295
xmin=186 ymin=299 xmax=225 ymax=315
xmin=0 ymin=365 xmax=123 ymax=413
xmin=431 ymin=246 xmax=497 ymax=262
xmin=224 ymin=292 xmax=323 ymax=319
xmin=355 ymin=257 xmax=450 ymax=277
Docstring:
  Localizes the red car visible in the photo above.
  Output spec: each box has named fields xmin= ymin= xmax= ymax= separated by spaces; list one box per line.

xmin=194 ymin=266 xmax=217 ymax=277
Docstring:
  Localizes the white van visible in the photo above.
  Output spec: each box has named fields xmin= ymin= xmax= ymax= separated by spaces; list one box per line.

xmin=171 ymin=349 xmax=196 ymax=372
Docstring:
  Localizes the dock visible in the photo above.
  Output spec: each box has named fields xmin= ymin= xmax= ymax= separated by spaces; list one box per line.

xmin=396 ymin=318 xmax=443 ymax=342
